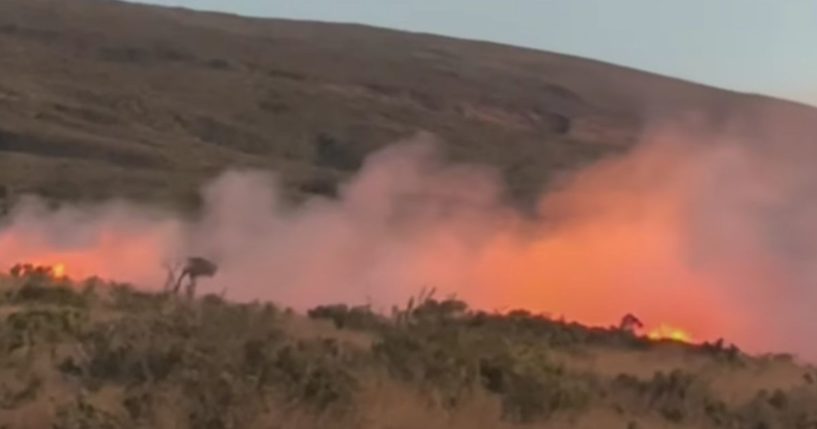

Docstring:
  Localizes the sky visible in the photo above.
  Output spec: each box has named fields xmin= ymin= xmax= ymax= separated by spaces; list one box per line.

xmin=135 ymin=0 xmax=816 ymax=106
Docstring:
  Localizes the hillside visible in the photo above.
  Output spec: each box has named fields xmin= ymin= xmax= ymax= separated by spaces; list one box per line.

xmin=2 ymin=0 xmax=816 ymax=208
xmin=1 ymin=269 xmax=816 ymax=428
xmin=4 ymin=2 xmax=817 ymax=428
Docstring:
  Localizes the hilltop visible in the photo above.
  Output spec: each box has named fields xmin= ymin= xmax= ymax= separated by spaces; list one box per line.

xmin=2 ymin=0 xmax=816 ymax=208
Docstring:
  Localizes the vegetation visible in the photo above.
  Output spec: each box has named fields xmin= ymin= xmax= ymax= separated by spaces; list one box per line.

xmin=5 ymin=0 xmax=815 ymax=210
xmin=3 ymin=2 xmax=817 ymax=427
xmin=0 ymin=272 xmax=815 ymax=428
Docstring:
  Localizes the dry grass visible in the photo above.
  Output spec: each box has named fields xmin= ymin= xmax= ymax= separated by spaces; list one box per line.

xmin=3 ymin=0 xmax=814 ymax=209
xmin=280 ymin=313 xmax=374 ymax=350
xmin=1 ymin=273 xmax=816 ymax=428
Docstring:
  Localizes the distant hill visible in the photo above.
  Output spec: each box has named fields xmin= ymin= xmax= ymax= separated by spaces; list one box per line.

xmin=0 ymin=0 xmax=815 ymax=207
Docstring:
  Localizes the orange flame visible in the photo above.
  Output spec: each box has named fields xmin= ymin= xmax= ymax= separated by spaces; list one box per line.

xmin=9 ymin=262 xmax=70 ymax=281
xmin=647 ymin=324 xmax=694 ymax=343
xmin=51 ymin=263 xmax=67 ymax=279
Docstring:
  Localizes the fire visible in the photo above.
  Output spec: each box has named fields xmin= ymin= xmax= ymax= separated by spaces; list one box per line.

xmin=647 ymin=324 xmax=694 ymax=343
xmin=51 ymin=263 xmax=67 ymax=279
xmin=9 ymin=262 xmax=70 ymax=280
xmin=0 ymin=136 xmax=808 ymax=357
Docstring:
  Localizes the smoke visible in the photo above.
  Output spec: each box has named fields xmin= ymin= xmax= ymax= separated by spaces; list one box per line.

xmin=1 ymin=112 xmax=817 ymax=359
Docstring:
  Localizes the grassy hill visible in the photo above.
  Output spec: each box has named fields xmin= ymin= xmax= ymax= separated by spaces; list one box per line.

xmin=3 ymin=2 xmax=817 ymax=427
xmin=1 ymin=269 xmax=816 ymax=428
xmin=2 ymin=0 xmax=816 ymax=208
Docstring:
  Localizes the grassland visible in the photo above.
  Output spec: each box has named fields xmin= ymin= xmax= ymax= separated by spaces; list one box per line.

xmin=0 ymin=269 xmax=815 ymax=428
xmin=3 ymin=2 xmax=817 ymax=427
xmin=2 ymin=0 xmax=816 ymax=210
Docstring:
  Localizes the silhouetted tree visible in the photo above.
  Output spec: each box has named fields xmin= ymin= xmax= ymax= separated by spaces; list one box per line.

xmin=619 ymin=313 xmax=644 ymax=333
xmin=172 ymin=257 xmax=218 ymax=299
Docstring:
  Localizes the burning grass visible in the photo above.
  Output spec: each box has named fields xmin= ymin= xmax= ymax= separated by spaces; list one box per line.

xmin=9 ymin=262 xmax=68 ymax=281
xmin=0 ymin=270 xmax=816 ymax=428
xmin=648 ymin=324 xmax=695 ymax=343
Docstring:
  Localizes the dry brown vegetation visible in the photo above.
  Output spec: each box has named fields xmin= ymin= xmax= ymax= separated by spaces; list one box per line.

xmin=0 ymin=271 xmax=816 ymax=429
xmin=3 ymin=2 xmax=817 ymax=427
xmin=2 ymin=0 xmax=816 ymax=210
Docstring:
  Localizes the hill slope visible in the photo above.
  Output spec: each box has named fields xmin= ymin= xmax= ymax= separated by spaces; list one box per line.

xmin=2 ymin=0 xmax=815 ymax=207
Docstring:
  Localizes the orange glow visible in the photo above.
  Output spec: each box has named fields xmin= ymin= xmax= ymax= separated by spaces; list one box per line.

xmin=0 ymin=141 xmax=738 ymax=347
xmin=51 ymin=263 xmax=67 ymax=279
xmin=647 ymin=324 xmax=694 ymax=343
xmin=0 ymin=133 xmax=807 ymax=357
xmin=0 ymin=220 xmax=181 ymax=290
xmin=9 ymin=262 xmax=69 ymax=281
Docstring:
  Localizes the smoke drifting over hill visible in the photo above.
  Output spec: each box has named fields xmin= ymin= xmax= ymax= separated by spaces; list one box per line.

xmin=1 ymin=110 xmax=817 ymax=359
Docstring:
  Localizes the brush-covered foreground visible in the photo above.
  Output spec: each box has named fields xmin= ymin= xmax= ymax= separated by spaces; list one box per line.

xmin=0 ymin=272 xmax=816 ymax=429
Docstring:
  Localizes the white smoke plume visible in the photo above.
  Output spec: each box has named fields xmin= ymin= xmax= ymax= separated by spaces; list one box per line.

xmin=1 ymin=109 xmax=817 ymax=359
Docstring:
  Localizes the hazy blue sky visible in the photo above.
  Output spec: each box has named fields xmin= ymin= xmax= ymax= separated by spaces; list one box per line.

xmin=136 ymin=0 xmax=816 ymax=106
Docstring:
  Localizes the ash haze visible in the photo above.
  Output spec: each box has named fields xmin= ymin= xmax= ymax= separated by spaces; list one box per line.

xmin=2 ymin=104 xmax=817 ymax=360
xmin=133 ymin=0 xmax=817 ymax=107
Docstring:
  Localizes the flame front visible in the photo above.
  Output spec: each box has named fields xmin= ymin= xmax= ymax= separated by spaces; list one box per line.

xmin=9 ymin=262 xmax=70 ymax=280
xmin=51 ymin=263 xmax=67 ymax=279
xmin=647 ymin=324 xmax=694 ymax=343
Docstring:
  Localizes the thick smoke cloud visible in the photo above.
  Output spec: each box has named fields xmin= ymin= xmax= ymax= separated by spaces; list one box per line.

xmin=1 ymin=113 xmax=816 ymax=359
